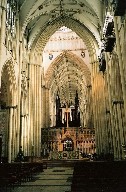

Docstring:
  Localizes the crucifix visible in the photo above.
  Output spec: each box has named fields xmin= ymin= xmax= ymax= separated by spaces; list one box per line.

xmin=66 ymin=104 xmax=69 ymax=128
xmin=62 ymin=101 xmax=72 ymax=128
xmin=65 ymin=102 xmax=70 ymax=128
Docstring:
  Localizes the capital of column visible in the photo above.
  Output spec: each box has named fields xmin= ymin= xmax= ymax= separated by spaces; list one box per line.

xmin=112 ymin=100 xmax=124 ymax=105
xmin=5 ymin=105 xmax=17 ymax=109
xmin=20 ymin=114 xmax=28 ymax=117
xmin=0 ymin=6 xmax=6 ymax=11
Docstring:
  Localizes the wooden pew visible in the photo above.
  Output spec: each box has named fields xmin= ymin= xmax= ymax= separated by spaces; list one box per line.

xmin=0 ymin=162 xmax=44 ymax=191
xmin=71 ymin=161 xmax=126 ymax=192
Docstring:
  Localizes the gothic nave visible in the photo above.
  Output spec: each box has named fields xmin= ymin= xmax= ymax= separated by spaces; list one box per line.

xmin=0 ymin=0 xmax=126 ymax=191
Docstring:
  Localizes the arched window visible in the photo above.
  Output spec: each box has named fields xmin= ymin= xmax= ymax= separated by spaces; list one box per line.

xmin=6 ymin=0 xmax=17 ymax=38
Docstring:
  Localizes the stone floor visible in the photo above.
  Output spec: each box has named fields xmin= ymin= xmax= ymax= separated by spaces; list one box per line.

xmin=12 ymin=166 xmax=73 ymax=192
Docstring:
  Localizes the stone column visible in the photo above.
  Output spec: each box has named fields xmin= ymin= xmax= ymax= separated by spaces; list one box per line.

xmin=114 ymin=17 xmax=126 ymax=116
xmin=24 ymin=114 xmax=27 ymax=156
xmin=45 ymin=88 xmax=49 ymax=127
xmin=28 ymin=62 xmax=32 ymax=156
xmin=12 ymin=107 xmax=17 ymax=161
xmin=8 ymin=105 xmax=17 ymax=163
xmin=8 ymin=107 xmax=13 ymax=163
xmin=106 ymin=55 xmax=116 ymax=158
xmin=36 ymin=64 xmax=40 ymax=156
xmin=14 ymin=106 xmax=18 ymax=158
xmin=25 ymin=114 xmax=28 ymax=156
xmin=38 ymin=65 xmax=42 ymax=156
xmin=116 ymin=103 xmax=124 ymax=159
xmin=33 ymin=64 xmax=36 ymax=155
xmin=30 ymin=63 xmax=34 ymax=153
xmin=0 ymin=0 xmax=6 ymax=83
xmin=91 ymin=54 xmax=97 ymax=150
xmin=27 ymin=63 xmax=30 ymax=156
xmin=16 ymin=26 xmax=21 ymax=157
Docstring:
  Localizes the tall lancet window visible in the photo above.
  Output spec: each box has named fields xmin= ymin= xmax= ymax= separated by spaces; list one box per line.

xmin=6 ymin=0 xmax=17 ymax=38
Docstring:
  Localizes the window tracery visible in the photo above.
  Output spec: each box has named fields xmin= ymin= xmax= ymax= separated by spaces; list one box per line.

xmin=5 ymin=0 xmax=17 ymax=51
xmin=6 ymin=0 xmax=17 ymax=37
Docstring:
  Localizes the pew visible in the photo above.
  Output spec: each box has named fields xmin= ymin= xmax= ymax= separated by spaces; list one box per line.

xmin=0 ymin=162 xmax=44 ymax=191
xmin=71 ymin=161 xmax=126 ymax=192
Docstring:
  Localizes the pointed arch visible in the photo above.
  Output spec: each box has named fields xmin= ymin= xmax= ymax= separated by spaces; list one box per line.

xmin=30 ymin=16 xmax=98 ymax=56
xmin=1 ymin=59 xmax=17 ymax=107
xmin=45 ymin=51 xmax=91 ymax=88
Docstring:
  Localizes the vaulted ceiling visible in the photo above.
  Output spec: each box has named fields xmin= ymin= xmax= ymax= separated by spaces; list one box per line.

xmin=19 ymin=0 xmax=105 ymax=48
xmin=18 ymin=0 xmax=105 ymax=104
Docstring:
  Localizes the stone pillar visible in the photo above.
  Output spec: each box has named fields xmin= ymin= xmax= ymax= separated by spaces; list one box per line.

xmin=28 ymin=62 xmax=32 ymax=155
xmin=24 ymin=115 xmax=27 ymax=156
xmin=45 ymin=88 xmax=49 ymax=127
xmin=105 ymin=54 xmax=115 ymax=157
xmin=0 ymin=0 xmax=6 ymax=84
xmin=114 ymin=17 xmax=126 ymax=116
xmin=27 ymin=63 xmax=30 ymax=156
xmin=38 ymin=65 xmax=41 ymax=156
xmin=91 ymin=61 xmax=98 ymax=150
xmin=30 ymin=63 xmax=34 ymax=153
xmin=105 ymin=49 xmax=126 ymax=160
xmin=8 ymin=107 xmax=13 ymax=163
xmin=16 ymin=32 xmax=21 ymax=158
xmin=36 ymin=64 xmax=38 ymax=156
xmin=33 ymin=64 xmax=36 ymax=155
xmin=14 ymin=107 xmax=18 ymax=158
xmin=28 ymin=59 xmax=42 ymax=157
xmin=11 ymin=107 xmax=17 ymax=161
xmin=8 ymin=106 xmax=17 ymax=163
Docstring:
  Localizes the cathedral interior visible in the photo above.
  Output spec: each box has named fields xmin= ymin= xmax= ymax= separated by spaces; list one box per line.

xmin=0 ymin=0 xmax=126 ymax=191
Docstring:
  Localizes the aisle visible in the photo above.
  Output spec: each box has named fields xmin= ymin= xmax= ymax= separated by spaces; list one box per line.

xmin=12 ymin=166 xmax=73 ymax=192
